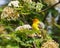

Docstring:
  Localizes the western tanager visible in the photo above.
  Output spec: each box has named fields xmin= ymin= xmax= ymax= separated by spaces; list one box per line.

xmin=32 ymin=18 xmax=45 ymax=30
xmin=32 ymin=18 xmax=46 ymax=39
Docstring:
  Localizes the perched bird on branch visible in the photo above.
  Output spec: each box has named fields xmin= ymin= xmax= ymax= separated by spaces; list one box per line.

xmin=32 ymin=18 xmax=47 ymax=39
xmin=32 ymin=18 xmax=45 ymax=30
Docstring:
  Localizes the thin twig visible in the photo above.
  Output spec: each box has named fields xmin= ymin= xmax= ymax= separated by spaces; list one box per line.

xmin=41 ymin=1 xmax=60 ymax=12
xmin=42 ymin=1 xmax=60 ymax=22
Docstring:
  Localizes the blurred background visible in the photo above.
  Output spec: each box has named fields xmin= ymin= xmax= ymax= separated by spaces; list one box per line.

xmin=0 ymin=0 xmax=11 ymax=7
xmin=0 ymin=0 xmax=60 ymax=48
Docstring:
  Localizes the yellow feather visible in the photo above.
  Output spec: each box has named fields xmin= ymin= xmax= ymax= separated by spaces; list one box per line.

xmin=32 ymin=18 xmax=40 ymax=30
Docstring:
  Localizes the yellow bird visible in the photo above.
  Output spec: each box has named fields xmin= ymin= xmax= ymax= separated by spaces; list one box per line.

xmin=32 ymin=18 xmax=47 ymax=39
xmin=32 ymin=18 xmax=45 ymax=30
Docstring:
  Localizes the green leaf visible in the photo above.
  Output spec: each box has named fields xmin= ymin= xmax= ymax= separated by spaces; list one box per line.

xmin=0 ymin=8 xmax=3 ymax=12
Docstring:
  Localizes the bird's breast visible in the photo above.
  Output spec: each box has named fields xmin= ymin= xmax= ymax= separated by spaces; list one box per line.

xmin=32 ymin=23 xmax=39 ymax=30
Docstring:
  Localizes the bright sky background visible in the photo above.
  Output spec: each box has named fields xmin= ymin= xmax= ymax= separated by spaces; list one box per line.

xmin=0 ymin=0 xmax=10 ymax=6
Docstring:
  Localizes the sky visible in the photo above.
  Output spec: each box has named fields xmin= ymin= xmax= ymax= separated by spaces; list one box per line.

xmin=0 ymin=0 xmax=10 ymax=6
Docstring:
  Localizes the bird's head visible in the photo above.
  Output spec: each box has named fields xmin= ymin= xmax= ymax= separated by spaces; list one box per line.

xmin=32 ymin=18 xmax=40 ymax=23
xmin=32 ymin=18 xmax=45 ymax=29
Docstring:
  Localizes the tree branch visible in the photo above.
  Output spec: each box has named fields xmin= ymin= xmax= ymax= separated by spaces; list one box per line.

xmin=42 ymin=1 xmax=60 ymax=22
xmin=41 ymin=1 xmax=60 ymax=12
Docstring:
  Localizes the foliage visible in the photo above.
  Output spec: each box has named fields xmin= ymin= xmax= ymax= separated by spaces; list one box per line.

xmin=0 ymin=29 xmax=52 ymax=48
xmin=0 ymin=0 xmax=60 ymax=48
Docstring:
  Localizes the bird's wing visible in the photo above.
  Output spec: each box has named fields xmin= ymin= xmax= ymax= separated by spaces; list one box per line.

xmin=38 ymin=22 xmax=45 ymax=29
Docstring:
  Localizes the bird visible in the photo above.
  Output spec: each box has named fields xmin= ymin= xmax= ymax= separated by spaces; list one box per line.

xmin=32 ymin=18 xmax=45 ymax=30
xmin=32 ymin=18 xmax=46 ymax=39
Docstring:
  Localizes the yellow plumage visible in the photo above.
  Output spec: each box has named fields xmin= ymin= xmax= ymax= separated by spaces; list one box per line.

xmin=32 ymin=18 xmax=45 ymax=30
xmin=32 ymin=18 xmax=46 ymax=39
xmin=32 ymin=18 xmax=40 ymax=30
